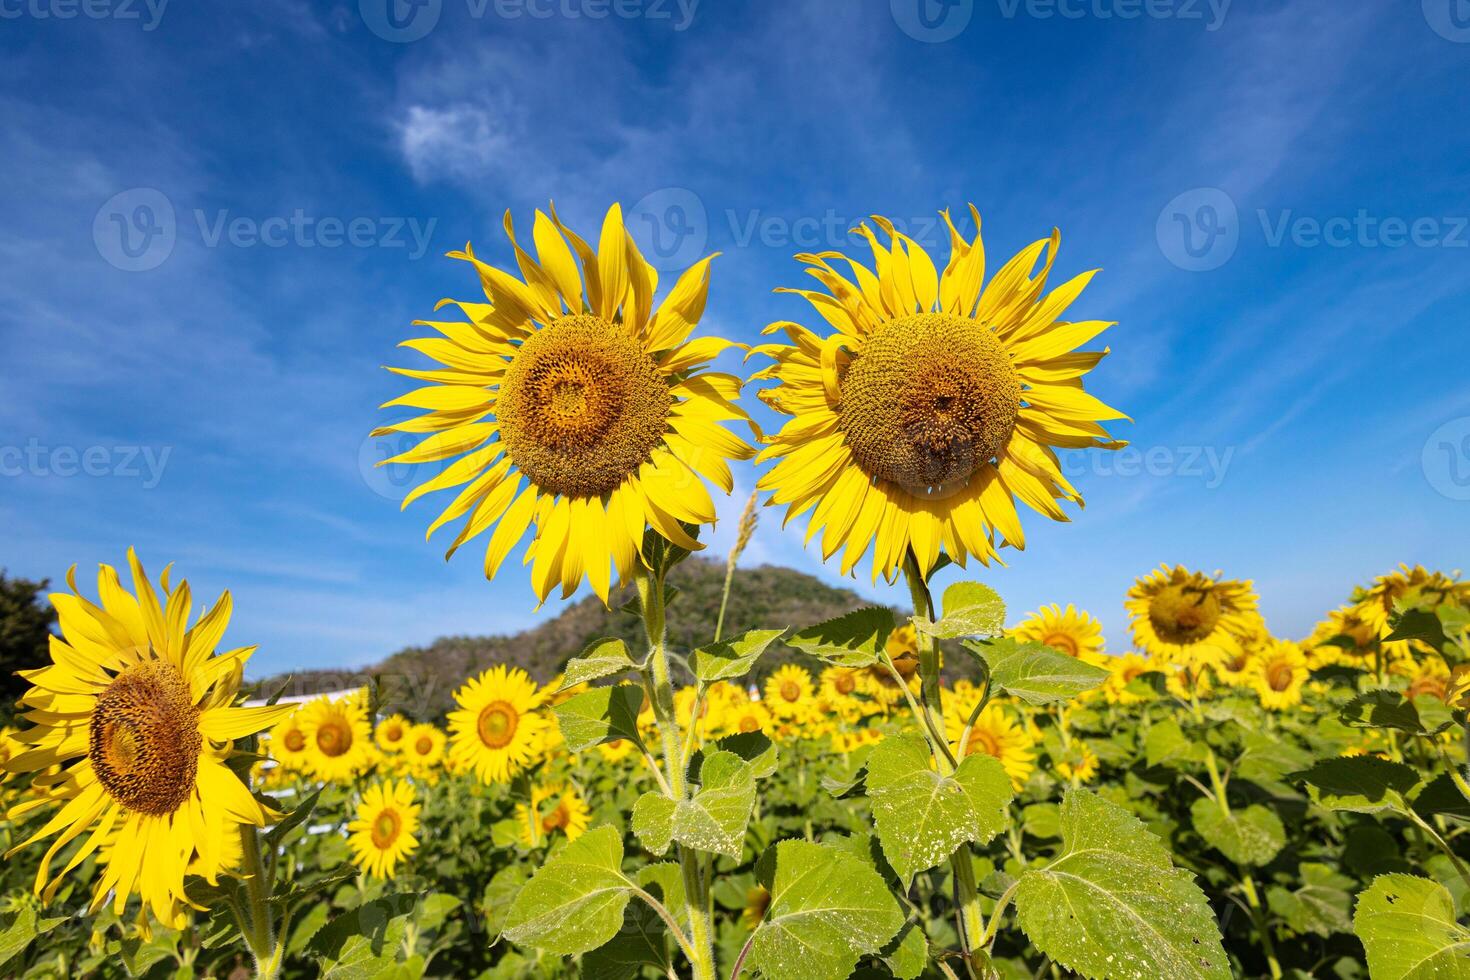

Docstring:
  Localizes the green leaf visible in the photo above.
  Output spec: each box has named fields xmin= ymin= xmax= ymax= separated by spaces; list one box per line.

xmin=966 ymin=638 xmax=1108 ymax=705
xmin=560 ymin=637 xmax=642 ymax=689
xmin=1295 ymin=756 xmax=1420 ymax=814
xmin=1014 ymin=789 xmax=1230 ymax=979
xmin=1144 ymin=718 xmax=1208 ymax=769
xmin=553 ymin=686 xmax=645 ymax=753
xmin=1383 ymin=607 xmax=1456 ymax=653
xmin=1342 ymin=689 xmax=1455 ymax=737
xmin=1354 ymin=874 xmax=1470 ymax=979
xmin=308 ymin=895 xmax=417 ymax=963
xmin=264 ymin=788 xmax=322 ymax=850
xmin=745 ymin=839 xmax=905 ymax=980
xmin=788 ymin=607 xmax=895 ymax=668
xmin=1266 ymin=863 xmax=1354 ymax=938
xmin=1415 ymin=772 xmax=1470 ymax=821
xmin=880 ymin=920 xmax=929 ymax=979
xmin=1189 ymin=799 xmax=1285 ymax=867
xmin=634 ymin=751 xmax=757 ymax=859
xmin=1233 ymin=729 xmax=1313 ymax=784
xmin=579 ymin=901 xmax=674 ymax=980
xmin=503 ymin=826 xmax=636 ymax=955
xmin=913 ymin=581 xmax=1005 ymax=639
xmin=0 ymin=907 xmax=64 ymax=970
xmin=483 ymin=865 xmax=530 ymax=940
xmin=415 ymin=893 xmax=462 ymax=933
xmin=691 ymin=730 xmax=778 ymax=781
xmin=864 ymin=733 xmax=1014 ymax=887
xmin=692 ymin=628 xmax=786 ymax=683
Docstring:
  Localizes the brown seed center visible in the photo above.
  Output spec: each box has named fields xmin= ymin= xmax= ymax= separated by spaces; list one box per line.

xmin=371 ymin=809 xmax=402 ymax=849
xmin=89 ymin=660 xmax=201 ymax=816
xmin=1148 ymin=584 xmax=1223 ymax=645
xmin=477 ymin=701 xmax=519 ymax=750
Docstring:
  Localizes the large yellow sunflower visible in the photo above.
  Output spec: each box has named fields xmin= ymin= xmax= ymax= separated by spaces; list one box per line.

xmin=1011 ymin=603 xmax=1105 ymax=662
xmin=763 ymin=664 xmax=815 ymax=720
xmin=374 ymin=714 xmax=411 ymax=753
xmin=1125 ymin=565 xmax=1261 ymax=662
xmin=347 ymin=779 xmax=420 ymax=880
xmin=2 ymin=551 xmax=291 ymax=928
xmin=298 ymin=694 xmax=375 ymax=783
xmin=447 ymin=665 xmax=548 ymax=784
xmin=403 ymin=723 xmax=447 ymax=776
xmin=377 ymin=203 xmax=755 ymax=603
xmin=751 ymin=209 xmax=1126 ymax=580
xmin=943 ymin=697 xmax=1036 ymax=790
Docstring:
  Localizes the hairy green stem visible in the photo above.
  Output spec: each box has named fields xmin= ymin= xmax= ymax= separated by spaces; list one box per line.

xmin=238 ymin=824 xmax=283 ymax=980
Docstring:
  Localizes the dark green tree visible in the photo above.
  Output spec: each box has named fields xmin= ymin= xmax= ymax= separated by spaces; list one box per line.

xmin=0 ymin=570 xmax=56 ymax=720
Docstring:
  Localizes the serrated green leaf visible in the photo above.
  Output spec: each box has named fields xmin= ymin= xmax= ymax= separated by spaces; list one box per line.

xmin=1295 ymin=756 xmax=1420 ymax=813
xmin=1267 ymin=863 xmax=1354 ymax=938
xmin=881 ymin=920 xmax=928 ymax=979
xmin=561 ymin=637 xmax=641 ymax=689
xmin=1354 ymin=874 xmax=1470 ymax=979
xmin=1415 ymin=772 xmax=1470 ymax=821
xmin=693 ymin=628 xmax=786 ymax=682
xmin=1014 ymin=789 xmax=1230 ymax=979
xmin=264 ymin=788 xmax=322 ymax=850
xmin=746 ymin=839 xmax=905 ymax=980
xmin=689 ymin=730 xmax=778 ymax=781
xmin=864 ymin=733 xmax=1014 ymax=887
xmin=482 ymin=865 xmax=529 ymax=940
xmin=636 ymin=751 xmax=757 ymax=859
xmin=503 ymin=826 xmax=636 ymax=955
xmin=1233 ymin=729 xmax=1313 ymax=784
xmin=788 ymin=608 xmax=895 ymax=668
xmin=579 ymin=901 xmax=674 ymax=980
xmin=631 ymin=791 xmax=677 ymax=855
xmin=1190 ymin=799 xmax=1285 ymax=867
xmin=309 ymin=895 xmax=417 ymax=963
xmin=1342 ymin=689 xmax=1455 ymax=736
xmin=914 ymin=581 xmax=1006 ymax=639
xmin=966 ymin=638 xmax=1108 ymax=705
xmin=553 ymin=685 xmax=645 ymax=752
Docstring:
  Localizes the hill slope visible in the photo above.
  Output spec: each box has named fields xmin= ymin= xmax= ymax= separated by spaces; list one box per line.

xmin=257 ymin=559 xmax=903 ymax=720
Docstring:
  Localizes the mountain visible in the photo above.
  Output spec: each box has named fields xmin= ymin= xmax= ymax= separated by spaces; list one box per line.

xmin=254 ymin=558 xmax=931 ymax=721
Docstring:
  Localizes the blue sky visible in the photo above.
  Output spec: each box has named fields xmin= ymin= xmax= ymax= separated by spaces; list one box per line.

xmin=2 ymin=0 xmax=1467 ymax=678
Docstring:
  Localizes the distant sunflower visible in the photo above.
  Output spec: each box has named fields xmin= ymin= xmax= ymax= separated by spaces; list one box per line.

xmin=1101 ymin=653 xmax=1157 ymax=706
xmin=720 ymin=698 xmax=773 ymax=737
xmin=1250 ymin=640 xmax=1308 ymax=711
xmin=1312 ymin=605 xmax=1378 ymax=660
xmin=763 ymin=665 xmax=815 ymax=720
xmin=1354 ymin=564 xmax=1460 ymax=635
xmin=378 ymin=203 xmax=755 ymax=604
xmin=751 ymin=209 xmax=1126 ymax=581
xmin=447 ymin=665 xmax=548 ymax=784
xmin=2 ymin=551 xmax=291 ymax=928
xmin=742 ymin=885 xmax=771 ymax=931
xmin=596 ymin=737 xmax=637 ymax=765
xmin=1126 ymin=565 xmax=1261 ymax=661
xmin=944 ymin=700 xmax=1036 ymax=790
xmin=818 ymin=665 xmax=863 ymax=703
xmin=515 ymin=783 xmax=591 ymax=847
xmin=299 ymin=695 xmax=375 ymax=783
xmin=403 ymin=723 xmax=446 ymax=773
xmin=1054 ymin=742 xmax=1099 ymax=784
xmin=1212 ymin=631 xmax=1258 ymax=687
xmin=267 ymin=709 xmax=311 ymax=773
xmin=375 ymin=714 xmax=411 ymax=753
xmin=1012 ymin=603 xmax=1105 ymax=662
xmin=347 ymin=780 xmax=420 ymax=879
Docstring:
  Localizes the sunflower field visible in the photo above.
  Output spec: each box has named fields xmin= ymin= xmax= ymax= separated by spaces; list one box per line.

xmin=2 ymin=206 xmax=1467 ymax=980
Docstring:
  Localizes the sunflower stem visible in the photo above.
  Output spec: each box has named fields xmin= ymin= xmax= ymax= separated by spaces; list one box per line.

xmin=238 ymin=823 xmax=282 ymax=980
xmin=900 ymin=550 xmax=986 ymax=976
xmin=636 ymin=565 xmax=717 ymax=980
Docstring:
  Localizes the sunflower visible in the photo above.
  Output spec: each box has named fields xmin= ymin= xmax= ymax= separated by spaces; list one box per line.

xmin=375 ymin=714 xmax=411 ymax=753
xmin=1126 ymin=565 xmax=1261 ymax=662
xmin=742 ymin=885 xmax=771 ymax=931
xmin=944 ymin=698 xmax=1036 ymax=790
xmin=831 ymin=726 xmax=885 ymax=754
xmin=1249 ymin=640 xmax=1309 ymax=711
xmin=1354 ymin=564 xmax=1461 ymax=635
xmin=596 ymin=737 xmax=638 ymax=765
xmin=377 ymin=203 xmax=755 ymax=604
xmin=1011 ymin=603 xmax=1105 ymax=662
xmin=266 ymin=709 xmax=311 ymax=773
xmin=1212 ymin=631 xmax=1259 ymax=688
xmin=403 ymin=723 xmax=446 ymax=774
xmin=1 ymin=551 xmax=291 ymax=928
xmin=1101 ymin=653 xmax=1157 ymax=705
xmin=447 ymin=665 xmax=548 ymax=784
xmin=1054 ymin=742 xmax=1099 ymax=784
xmin=347 ymin=780 xmax=420 ymax=879
xmin=719 ymin=698 xmax=773 ymax=738
xmin=298 ymin=695 xmax=375 ymax=783
xmin=763 ymin=665 xmax=815 ymax=720
xmin=1311 ymin=605 xmax=1379 ymax=661
xmin=1166 ymin=661 xmax=1216 ymax=702
xmin=515 ymin=783 xmax=591 ymax=848
xmin=859 ymin=624 xmax=924 ymax=707
xmin=751 ymin=209 xmax=1125 ymax=581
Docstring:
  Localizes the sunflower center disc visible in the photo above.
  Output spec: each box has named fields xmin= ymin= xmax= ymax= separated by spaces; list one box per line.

xmin=1267 ymin=662 xmax=1296 ymax=693
xmin=967 ymin=728 xmax=1002 ymax=760
xmin=415 ymin=737 xmax=433 ymax=756
xmin=497 ymin=315 xmax=673 ymax=498
xmin=477 ymin=701 xmax=518 ymax=749
xmin=738 ymin=714 xmax=761 ymax=733
xmin=284 ymin=728 xmax=306 ymax=753
xmin=1148 ymin=584 xmax=1223 ymax=645
xmin=371 ymin=810 xmax=401 ymax=849
xmin=1042 ymin=632 xmax=1080 ymax=657
xmin=89 ymin=661 xmax=201 ymax=816
xmin=834 ymin=674 xmax=856 ymax=695
xmin=779 ymin=681 xmax=801 ymax=702
xmin=838 ymin=312 xmax=1020 ymax=494
xmin=316 ymin=720 xmax=352 ymax=757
